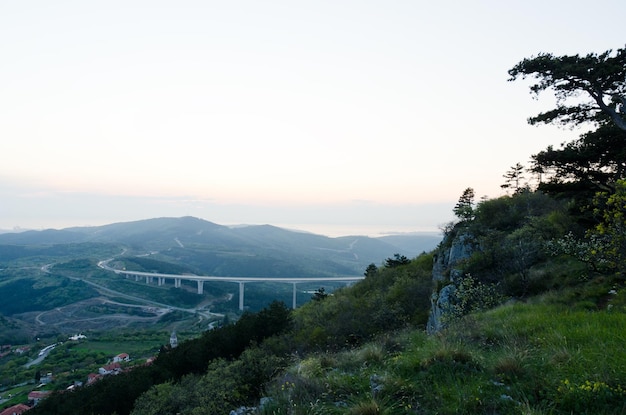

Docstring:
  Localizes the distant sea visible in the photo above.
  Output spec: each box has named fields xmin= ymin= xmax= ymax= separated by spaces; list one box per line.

xmin=271 ymin=223 xmax=442 ymax=238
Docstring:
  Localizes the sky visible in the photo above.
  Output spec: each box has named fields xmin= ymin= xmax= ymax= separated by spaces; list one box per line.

xmin=1 ymin=1 xmax=625 ymax=237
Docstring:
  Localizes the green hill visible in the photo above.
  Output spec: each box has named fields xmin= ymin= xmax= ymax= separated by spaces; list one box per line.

xmin=0 ymin=217 xmax=431 ymax=277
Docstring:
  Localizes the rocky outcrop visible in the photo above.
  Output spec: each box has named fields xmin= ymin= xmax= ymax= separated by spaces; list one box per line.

xmin=427 ymin=232 xmax=475 ymax=334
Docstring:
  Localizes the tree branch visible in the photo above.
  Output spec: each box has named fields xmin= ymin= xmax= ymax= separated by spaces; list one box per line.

xmin=592 ymin=90 xmax=626 ymax=131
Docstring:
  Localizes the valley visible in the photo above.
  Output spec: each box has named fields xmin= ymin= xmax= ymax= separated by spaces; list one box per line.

xmin=0 ymin=217 xmax=434 ymax=409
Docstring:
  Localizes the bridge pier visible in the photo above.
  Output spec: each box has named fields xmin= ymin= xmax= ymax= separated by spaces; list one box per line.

xmin=239 ymin=282 xmax=245 ymax=311
xmin=103 ymin=269 xmax=364 ymax=309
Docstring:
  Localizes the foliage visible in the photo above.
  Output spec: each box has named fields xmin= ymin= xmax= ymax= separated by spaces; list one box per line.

xmin=589 ymin=179 xmax=626 ymax=274
xmin=0 ymin=242 xmax=119 ymax=264
xmin=546 ymin=231 xmax=611 ymax=272
xmin=453 ymin=187 xmax=475 ymax=221
xmin=0 ymin=277 xmax=98 ymax=316
xmin=120 ymin=256 xmax=196 ymax=275
xmin=545 ymin=179 xmax=626 ymax=276
xmin=364 ymin=263 xmax=378 ymax=277
xmin=457 ymin=191 xmax=570 ymax=296
xmin=557 ymin=378 xmax=626 ymax=414
xmin=264 ymin=302 xmax=626 ymax=415
xmin=508 ymin=46 xmax=626 ymax=130
xmin=0 ymin=314 xmax=32 ymax=344
xmin=311 ymin=287 xmax=328 ymax=301
xmin=446 ymin=274 xmax=506 ymax=321
xmin=131 ymin=347 xmax=288 ymax=415
xmin=290 ymin=253 xmax=433 ymax=352
xmin=27 ymin=301 xmax=293 ymax=415
xmin=501 ymin=162 xmax=527 ymax=193
xmin=531 ymin=123 xmax=626 ymax=202
xmin=510 ymin=46 xmax=626 ymax=207
xmin=384 ymin=253 xmax=410 ymax=268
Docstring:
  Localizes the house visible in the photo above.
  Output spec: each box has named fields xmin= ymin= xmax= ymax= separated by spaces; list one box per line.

xmin=66 ymin=380 xmax=83 ymax=391
xmin=113 ymin=353 xmax=129 ymax=363
xmin=39 ymin=372 xmax=53 ymax=385
xmin=170 ymin=331 xmax=178 ymax=348
xmin=98 ymin=362 xmax=121 ymax=375
xmin=28 ymin=390 xmax=51 ymax=405
xmin=87 ymin=373 xmax=102 ymax=385
xmin=14 ymin=346 xmax=30 ymax=355
xmin=0 ymin=403 xmax=30 ymax=415
xmin=68 ymin=334 xmax=87 ymax=341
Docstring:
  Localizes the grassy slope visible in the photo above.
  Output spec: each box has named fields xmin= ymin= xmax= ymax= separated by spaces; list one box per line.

xmin=263 ymin=299 xmax=626 ymax=415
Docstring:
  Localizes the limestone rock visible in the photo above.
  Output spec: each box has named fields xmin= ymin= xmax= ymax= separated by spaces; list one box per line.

xmin=427 ymin=231 xmax=475 ymax=333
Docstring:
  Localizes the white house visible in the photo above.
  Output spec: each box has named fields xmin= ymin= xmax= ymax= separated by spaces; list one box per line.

xmin=98 ymin=362 xmax=122 ymax=375
xmin=113 ymin=353 xmax=130 ymax=363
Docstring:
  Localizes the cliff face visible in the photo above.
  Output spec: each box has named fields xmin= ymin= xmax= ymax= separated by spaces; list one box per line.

xmin=427 ymin=232 xmax=475 ymax=334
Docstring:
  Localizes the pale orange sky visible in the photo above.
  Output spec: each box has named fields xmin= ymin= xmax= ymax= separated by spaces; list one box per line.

xmin=1 ymin=1 xmax=622 ymax=236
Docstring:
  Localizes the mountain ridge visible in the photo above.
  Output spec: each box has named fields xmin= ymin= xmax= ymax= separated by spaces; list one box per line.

xmin=0 ymin=216 xmax=440 ymax=278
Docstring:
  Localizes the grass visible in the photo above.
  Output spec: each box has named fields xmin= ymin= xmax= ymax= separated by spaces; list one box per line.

xmin=0 ymin=383 xmax=35 ymax=408
xmin=73 ymin=339 xmax=161 ymax=357
xmin=262 ymin=301 xmax=626 ymax=415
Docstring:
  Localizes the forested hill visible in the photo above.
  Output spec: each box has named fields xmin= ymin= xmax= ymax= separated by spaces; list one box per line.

xmin=0 ymin=216 xmax=440 ymax=277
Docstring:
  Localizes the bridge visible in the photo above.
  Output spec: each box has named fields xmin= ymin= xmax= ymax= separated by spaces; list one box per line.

xmin=97 ymin=260 xmax=364 ymax=310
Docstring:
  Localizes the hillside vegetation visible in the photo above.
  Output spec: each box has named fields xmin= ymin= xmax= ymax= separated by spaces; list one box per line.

xmin=26 ymin=184 xmax=626 ymax=414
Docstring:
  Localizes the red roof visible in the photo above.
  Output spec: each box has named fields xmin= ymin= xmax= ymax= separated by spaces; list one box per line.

xmin=87 ymin=373 xmax=102 ymax=384
xmin=101 ymin=362 xmax=121 ymax=371
xmin=0 ymin=403 xmax=30 ymax=415
xmin=28 ymin=390 xmax=51 ymax=399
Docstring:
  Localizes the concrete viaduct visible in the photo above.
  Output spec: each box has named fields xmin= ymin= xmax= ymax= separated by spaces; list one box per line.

xmin=98 ymin=261 xmax=364 ymax=310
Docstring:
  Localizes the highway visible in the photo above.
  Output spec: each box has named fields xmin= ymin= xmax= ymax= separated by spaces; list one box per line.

xmin=97 ymin=258 xmax=364 ymax=309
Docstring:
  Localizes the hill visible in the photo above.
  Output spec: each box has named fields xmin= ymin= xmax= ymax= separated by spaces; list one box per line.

xmin=0 ymin=216 xmax=437 ymax=277
xmin=0 ymin=217 xmax=441 ymax=340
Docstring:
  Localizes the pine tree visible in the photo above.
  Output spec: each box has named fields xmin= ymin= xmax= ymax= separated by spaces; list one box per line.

xmin=501 ymin=163 xmax=526 ymax=193
xmin=453 ymin=187 xmax=476 ymax=221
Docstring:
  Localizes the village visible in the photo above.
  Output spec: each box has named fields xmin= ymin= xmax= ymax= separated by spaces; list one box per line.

xmin=0 ymin=332 xmax=178 ymax=415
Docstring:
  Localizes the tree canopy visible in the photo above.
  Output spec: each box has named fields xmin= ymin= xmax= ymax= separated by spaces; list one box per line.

xmin=508 ymin=46 xmax=626 ymax=130
xmin=531 ymin=123 xmax=626 ymax=197
xmin=509 ymin=47 xmax=626 ymax=201
xmin=453 ymin=187 xmax=475 ymax=221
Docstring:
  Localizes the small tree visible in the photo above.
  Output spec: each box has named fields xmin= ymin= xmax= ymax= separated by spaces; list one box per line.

xmin=590 ymin=179 xmax=626 ymax=274
xmin=501 ymin=162 xmax=527 ymax=193
xmin=446 ymin=274 xmax=504 ymax=322
xmin=385 ymin=254 xmax=410 ymax=268
xmin=453 ymin=187 xmax=476 ymax=221
xmin=364 ymin=263 xmax=378 ymax=277
xmin=311 ymin=287 xmax=328 ymax=301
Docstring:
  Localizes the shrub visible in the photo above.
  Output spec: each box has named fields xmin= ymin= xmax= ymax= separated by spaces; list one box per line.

xmin=446 ymin=274 xmax=505 ymax=321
